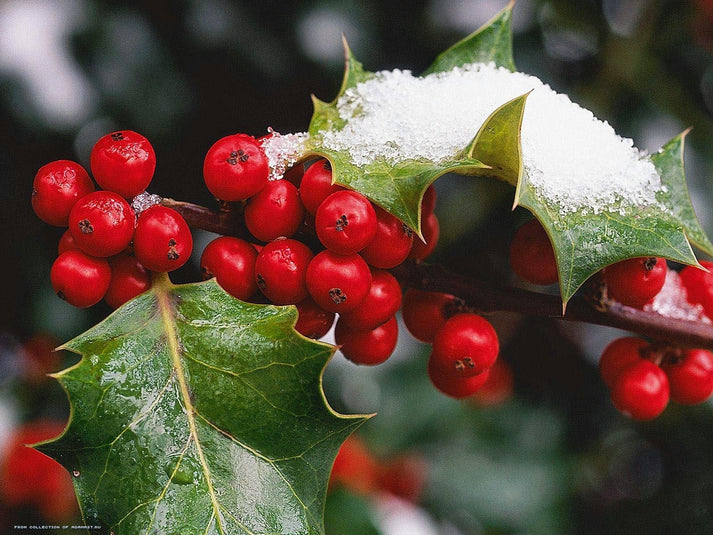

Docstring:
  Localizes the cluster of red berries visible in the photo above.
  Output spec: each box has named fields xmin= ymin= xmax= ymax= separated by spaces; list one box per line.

xmin=329 ymin=434 xmax=426 ymax=503
xmin=200 ymin=133 xmax=509 ymax=399
xmin=599 ymin=337 xmax=713 ymax=420
xmin=200 ymin=133 xmax=441 ymax=367
xmin=509 ymin=218 xmax=713 ymax=419
xmin=32 ymin=130 xmax=193 ymax=308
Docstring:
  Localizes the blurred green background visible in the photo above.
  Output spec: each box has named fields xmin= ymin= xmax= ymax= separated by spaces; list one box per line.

xmin=3 ymin=0 xmax=713 ymax=533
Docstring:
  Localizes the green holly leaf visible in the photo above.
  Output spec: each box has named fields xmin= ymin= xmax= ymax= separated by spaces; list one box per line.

xmin=423 ymin=0 xmax=516 ymax=74
xmin=514 ymin=131 xmax=706 ymax=304
xmin=37 ymin=276 xmax=365 ymax=534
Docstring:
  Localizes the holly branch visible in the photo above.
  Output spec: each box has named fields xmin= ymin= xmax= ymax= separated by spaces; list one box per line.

xmin=162 ymin=197 xmax=713 ymax=350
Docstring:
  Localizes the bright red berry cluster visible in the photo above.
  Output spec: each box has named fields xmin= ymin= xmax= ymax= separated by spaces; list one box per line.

xmin=599 ymin=336 xmax=713 ymax=420
xmin=32 ymin=131 xmax=193 ymax=308
xmin=200 ymin=150 xmax=436 ymax=368
xmin=508 ymin=219 xmax=670 ymax=310
xmin=329 ymin=434 xmax=427 ymax=503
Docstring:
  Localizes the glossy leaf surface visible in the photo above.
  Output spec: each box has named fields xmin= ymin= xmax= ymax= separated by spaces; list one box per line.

xmin=38 ymin=276 xmax=365 ymax=534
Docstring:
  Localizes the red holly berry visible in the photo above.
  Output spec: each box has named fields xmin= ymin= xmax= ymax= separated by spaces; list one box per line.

xmin=679 ymin=260 xmax=713 ymax=320
xmin=294 ymin=298 xmax=335 ymax=339
xmin=470 ymin=359 xmax=514 ymax=406
xmin=203 ymin=133 xmax=269 ymax=201
xmin=315 ymin=190 xmax=377 ymax=255
xmin=104 ymin=254 xmax=152 ymax=309
xmin=329 ymin=435 xmax=379 ymax=495
xmin=378 ymin=454 xmax=427 ymax=503
xmin=427 ymin=357 xmax=491 ymax=399
xmin=21 ymin=334 xmax=62 ymax=384
xmin=421 ymin=184 xmax=437 ymax=217
xmin=509 ymin=219 xmax=558 ymax=285
xmin=598 ymin=336 xmax=649 ymax=387
xmin=604 ymin=257 xmax=667 ymax=308
xmin=90 ymin=130 xmax=156 ymax=199
xmin=200 ymin=236 xmax=258 ymax=301
xmin=244 ymin=179 xmax=305 ymax=242
xmin=610 ymin=360 xmax=669 ymax=420
xmin=335 ymin=315 xmax=398 ymax=365
xmin=50 ymin=250 xmax=111 ymax=307
xmin=31 ymin=160 xmax=95 ymax=226
xmin=0 ymin=421 xmax=78 ymax=522
xmin=299 ymin=159 xmax=343 ymax=215
xmin=409 ymin=211 xmax=439 ymax=261
xmin=402 ymin=289 xmax=459 ymax=343
xmin=254 ymin=238 xmax=313 ymax=305
xmin=662 ymin=348 xmax=713 ymax=405
xmin=430 ymin=313 xmax=499 ymax=377
xmin=339 ymin=269 xmax=402 ymax=330
xmin=57 ymin=229 xmax=80 ymax=254
xmin=360 ymin=206 xmax=414 ymax=268
xmin=133 ymin=205 xmax=192 ymax=272
xmin=306 ymin=250 xmax=372 ymax=313
xmin=68 ymin=191 xmax=135 ymax=257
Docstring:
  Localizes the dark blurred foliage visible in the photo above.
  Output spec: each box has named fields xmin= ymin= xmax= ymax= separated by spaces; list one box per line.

xmin=3 ymin=0 xmax=713 ymax=533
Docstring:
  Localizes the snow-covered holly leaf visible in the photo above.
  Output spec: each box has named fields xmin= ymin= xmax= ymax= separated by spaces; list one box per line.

xmin=36 ymin=276 xmax=365 ymax=534
xmin=304 ymin=3 xmax=518 ymax=235
xmin=303 ymin=1 xmax=709 ymax=305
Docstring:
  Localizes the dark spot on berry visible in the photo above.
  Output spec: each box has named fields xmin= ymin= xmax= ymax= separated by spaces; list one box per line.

xmin=335 ymin=214 xmax=348 ymax=231
xmin=454 ymin=357 xmax=475 ymax=372
xmin=257 ymin=274 xmax=267 ymax=290
xmin=227 ymin=150 xmax=239 ymax=165
xmin=111 ymin=132 xmax=125 ymax=141
xmin=201 ymin=266 xmax=213 ymax=280
xmin=238 ymin=149 xmax=249 ymax=162
xmin=402 ymin=224 xmax=413 ymax=238
xmin=643 ymin=257 xmax=657 ymax=271
xmin=329 ymin=288 xmax=347 ymax=304
xmin=167 ymin=238 xmax=180 ymax=261
xmin=57 ymin=291 xmax=66 ymax=301
xmin=78 ymin=219 xmax=94 ymax=234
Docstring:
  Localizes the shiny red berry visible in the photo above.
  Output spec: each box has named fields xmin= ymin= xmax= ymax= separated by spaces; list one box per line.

xmin=598 ymin=337 xmax=649 ymax=387
xmin=315 ymin=190 xmax=377 ymax=255
xmin=306 ymin=250 xmax=372 ymax=313
xmin=430 ymin=313 xmax=499 ymax=377
xmin=662 ymin=348 xmax=713 ymax=405
xmin=402 ymin=289 xmax=460 ymax=343
xmin=90 ymin=130 xmax=156 ymax=198
xmin=679 ymin=260 xmax=713 ymax=320
xmin=509 ymin=219 xmax=558 ymax=285
xmin=409 ymin=211 xmax=439 ymax=261
xmin=254 ymin=238 xmax=313 ymax=305
xmin=604 ymin=257 xmax=667 ymax=308
xmin=244 ymin=180 xmax=304 ymax=242
xmin=427 ymin=357 xmax=490 ymax=399
xmin=57 ymin=229 xmax=79 ymax=254
xmin=299 ymin=159 xmax=343 ymax=215
xmin=133 ymin=205 xmax=192 ymax=272
xmin=31 ymin=160 xmax=95 ymax=226
xmin=470 ymin=359 xmax=514 ymax=406
xmin=421 ymin=185 xmax=437 ymax=217
xmin=203 ymin=133 xmax=269 ymax=201
xmin=68 ymin=191 xmax=135 ymax=257
xmin=360 ymin=206 xmax=414 ymax=268
xmin=335 ymin=315 xmax=398 ymax=365
xmin=294 ymin=298 xmax=335 ymax=339
xmin=610 ymin=360 xmax=669 ymax=420
xmin=105 ymin=254 xmax=152 ymax=309
xmin=339 ymin=269 xmax=402 ymax=330
xmin=200 ymin=236 xmax=258 ymax=301
xmin=51 ymin=250 xmax=111 ymax=307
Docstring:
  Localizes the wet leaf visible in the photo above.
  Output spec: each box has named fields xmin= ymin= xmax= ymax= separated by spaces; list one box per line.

xmin=37 ymin=276 xmax=365 ymax=534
